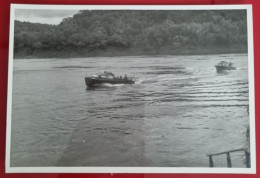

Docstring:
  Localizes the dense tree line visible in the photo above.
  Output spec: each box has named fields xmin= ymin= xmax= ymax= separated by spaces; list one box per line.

xmin=14 ymin=10 xmax=248 ymax=57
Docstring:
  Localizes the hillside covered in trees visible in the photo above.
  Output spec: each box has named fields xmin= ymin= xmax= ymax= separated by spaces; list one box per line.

xmin=14 ymin=10 xmax=248 ymax=58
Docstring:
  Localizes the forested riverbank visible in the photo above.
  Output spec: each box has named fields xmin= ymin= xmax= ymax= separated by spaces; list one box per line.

xmin=14 ymin=10 xmax=248 ymax=58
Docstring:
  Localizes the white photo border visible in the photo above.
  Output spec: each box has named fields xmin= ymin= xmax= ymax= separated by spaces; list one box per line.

xmin=6 ymin=4 xmax=256 ymax=174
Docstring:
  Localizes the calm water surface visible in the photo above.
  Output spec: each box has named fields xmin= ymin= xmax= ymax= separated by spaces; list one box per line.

xmin=11 ymin=54 xmax=250 ymax=167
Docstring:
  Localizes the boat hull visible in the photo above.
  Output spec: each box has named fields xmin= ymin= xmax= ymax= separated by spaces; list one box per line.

xmin=85 ymin=77 xmax=135 ymax=87
xmin=215 ymin=66 xmax=236 ymax=73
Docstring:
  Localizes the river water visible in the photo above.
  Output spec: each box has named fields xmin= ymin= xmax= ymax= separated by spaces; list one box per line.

xmin=10 ymin=54 xmax=250 ymax=167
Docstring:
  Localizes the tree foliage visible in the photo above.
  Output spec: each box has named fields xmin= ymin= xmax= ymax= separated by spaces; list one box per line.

xmin=14 ymin=10 xmax=247 ymax=56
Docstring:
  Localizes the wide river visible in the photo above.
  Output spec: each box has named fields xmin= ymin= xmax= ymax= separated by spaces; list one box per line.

xmin=11 ymin=54 xmax=250 ymax=167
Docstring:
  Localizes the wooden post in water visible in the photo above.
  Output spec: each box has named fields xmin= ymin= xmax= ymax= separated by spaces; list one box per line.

xmin=245 ymin=150 xmax=251 ymax=168
xmin=209 ymin=155 xmax=214 ymax=167
xmin=208 ymin=148 xmax=250 ymax=168
xmin=226 ymin=152 xmax=232 ymax=168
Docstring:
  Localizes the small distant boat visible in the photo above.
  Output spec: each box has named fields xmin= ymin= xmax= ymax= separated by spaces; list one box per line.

xmin=85 ymin=71 xmax=135 ymax=87
xmin=215 ymin=61 xmax=236 ymax=73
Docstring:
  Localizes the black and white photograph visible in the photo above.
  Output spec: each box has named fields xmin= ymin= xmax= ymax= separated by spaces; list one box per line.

xmin=6 ymin=5 xmax=255 ymax=173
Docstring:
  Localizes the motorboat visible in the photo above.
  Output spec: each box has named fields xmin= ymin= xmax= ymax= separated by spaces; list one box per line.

xmin=215 ymin=61 xmax=236 ymax=73
xmin=85 ymin=71 xmax=135 ymax=87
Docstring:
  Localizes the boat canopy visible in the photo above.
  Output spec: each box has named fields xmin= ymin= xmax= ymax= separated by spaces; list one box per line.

xmin=216 ymin=61 xmax=233 ymax=67
xmin=91 ymin=71 xmax=115 ymax=79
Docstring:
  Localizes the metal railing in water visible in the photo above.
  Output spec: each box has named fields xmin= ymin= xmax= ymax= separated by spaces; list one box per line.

xmin=207 ymin=148 xmax=250 ymax=168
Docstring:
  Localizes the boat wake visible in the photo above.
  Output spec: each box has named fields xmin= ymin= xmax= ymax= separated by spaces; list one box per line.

xmin=237 ymin=67 xmax=247 ymax=70
xmin=136 ymin=78 xmax=158 ymax=84
xmin=136 ymin=75 xmax=199 ymax=85
xmin=102 ymin=83 xmax=125 ymax=87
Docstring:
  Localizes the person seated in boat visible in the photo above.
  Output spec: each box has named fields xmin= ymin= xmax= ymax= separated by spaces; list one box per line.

xmin=229 ymin=62 xmax=232 ymax=67
xmin=120 ymin=76 xmax=122 ymax=79
xmin=124 ymin=74 xmax=128 ymax=80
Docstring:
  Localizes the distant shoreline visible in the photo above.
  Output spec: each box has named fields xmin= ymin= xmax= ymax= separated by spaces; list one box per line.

xmin=13 ymin=45 xmax=247 ymax=59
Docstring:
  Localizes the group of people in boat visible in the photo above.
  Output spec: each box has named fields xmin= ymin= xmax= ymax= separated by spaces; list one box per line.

xmin=217 ymin=61 xmax=233 ymax=67
xmin=116 ymin=74 xmax=128 ymax=80
xmin=103 ymin=71 xmax=129 ymax=80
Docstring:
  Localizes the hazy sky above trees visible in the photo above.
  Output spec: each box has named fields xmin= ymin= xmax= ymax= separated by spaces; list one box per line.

xmin=15 ymin=9 xmax=79 ymax=25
